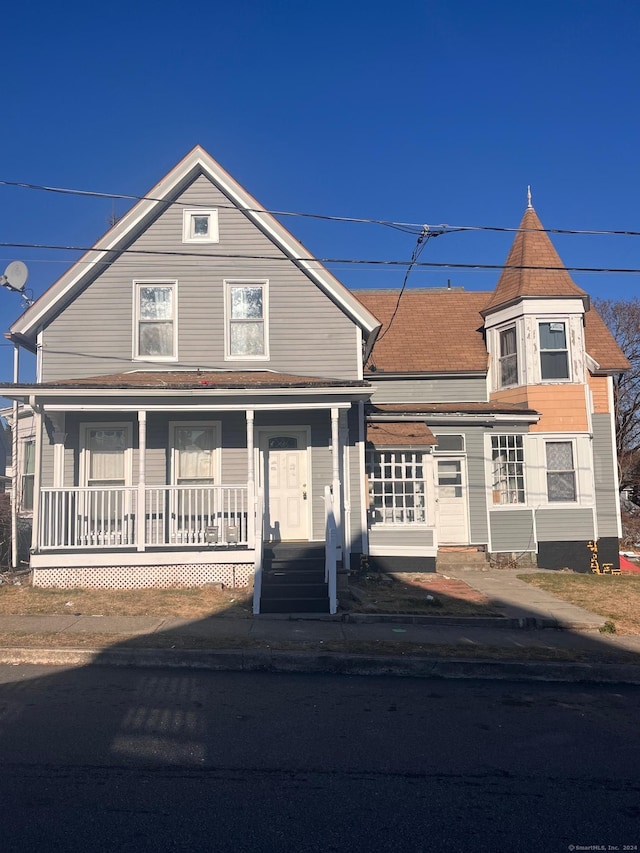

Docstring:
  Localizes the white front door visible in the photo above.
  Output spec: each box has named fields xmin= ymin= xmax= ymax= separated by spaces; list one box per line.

xmin=437 ymin=457 xmax=469 ymax=544
xmin=261 ymin=431 xmax=310 ymax=541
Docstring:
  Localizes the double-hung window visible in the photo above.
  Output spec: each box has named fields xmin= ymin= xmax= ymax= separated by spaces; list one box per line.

xmin=498 ymin=326 xmax=518 ymax=387
xmin=546 ymin=441 xmax=576 ymax=502
xmin=491 ymin=435 xmax=525 ymax=504
xmin=366 ymin=450 xmax=426 ymax=525
xmin=226 ymin=280 xmax=268 ymax=359
xmin=83 ymin=426 xmax=131 ymax=487
xmin=182 ymin=209 xmax=219 ymax=243
xmin=539 ymin=321 xmax=569 ymax=380
xmin=135 ymin=282 xmax=177 ymax=359
xmin=20 ymin=439 xmax=35 ymax=512
xmin=171 ymin=424 xmax=219 ymax=486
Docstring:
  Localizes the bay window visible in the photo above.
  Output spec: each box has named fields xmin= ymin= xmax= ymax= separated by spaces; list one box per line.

xmin=546 ymin=441 xmax=576 ymax=502
xmin=539 ymin=321 xmax=569 ymax=380
xmin=366 ymin=450 xmax=427 ymax=525
xmin=491 ymin=435 xmax=525 ymax=504
xmin=499 ymin=326 xmax=518 ymax=387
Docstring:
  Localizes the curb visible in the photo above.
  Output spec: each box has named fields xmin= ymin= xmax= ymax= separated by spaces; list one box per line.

xmin=343 ymin=613 xmax=603 ymax=631
xmin=1 ymin=646 xmax=639 ymax=685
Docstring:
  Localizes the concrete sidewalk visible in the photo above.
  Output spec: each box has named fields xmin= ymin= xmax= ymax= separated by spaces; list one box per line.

xmin=1 ymin=568 xmax=639 ymax=684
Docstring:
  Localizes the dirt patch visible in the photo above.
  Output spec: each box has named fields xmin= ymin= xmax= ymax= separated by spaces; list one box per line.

xmin=348 ymin=572 xmax=502 ymax=617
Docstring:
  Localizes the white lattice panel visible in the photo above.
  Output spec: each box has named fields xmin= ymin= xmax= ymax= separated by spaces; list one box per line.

xmin=32 ymin=563 xmax=253 ymax=590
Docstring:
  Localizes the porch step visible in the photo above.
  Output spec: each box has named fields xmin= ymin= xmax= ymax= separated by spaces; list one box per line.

xmin=259 ymin=542 xmax=330 ymax=614
xmin=436 ymin=547 xmax=488 ymax=570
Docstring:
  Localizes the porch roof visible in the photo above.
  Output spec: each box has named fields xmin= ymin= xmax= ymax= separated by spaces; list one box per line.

xmin=367 ymin=401 xmax=539 ymax=416
xmin=29 ymin=370 xmax=370 ymax=390
xmin=366 ymin=421 xmax=437 ymax=448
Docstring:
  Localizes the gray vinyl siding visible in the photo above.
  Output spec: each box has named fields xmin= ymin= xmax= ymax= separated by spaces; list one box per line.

xmin=369 ymin=376 xmax=487 ymax=404
xmin=489 ymin=510 xmax=535 ymax=552
xmin=592 ymin=413 xmax=620 ymax=537
xmin=369 ymin=527 xmax=435 ymax=549
xmin=40 ymin=437 xmax=54 ymax=490
xmin=535 ymin=508 xmax=595 ymax=541
xmin=41 ymin=175 xmax=360 ymax=382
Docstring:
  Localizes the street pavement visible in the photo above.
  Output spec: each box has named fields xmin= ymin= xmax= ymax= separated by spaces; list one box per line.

xmin=2 ymin=568 xmax=640 ymax=683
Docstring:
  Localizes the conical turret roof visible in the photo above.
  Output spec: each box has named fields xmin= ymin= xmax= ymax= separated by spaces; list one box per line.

xmin=484 ymin=204 xmax=588 ymax=313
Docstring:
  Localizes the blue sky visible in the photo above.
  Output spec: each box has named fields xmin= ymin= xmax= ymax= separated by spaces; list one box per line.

xmin=1 ymin=0 xmax=639 ymax=382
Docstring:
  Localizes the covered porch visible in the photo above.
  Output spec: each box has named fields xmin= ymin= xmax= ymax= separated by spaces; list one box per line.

xmin=4 ymin=371 xmax=371 ymax=613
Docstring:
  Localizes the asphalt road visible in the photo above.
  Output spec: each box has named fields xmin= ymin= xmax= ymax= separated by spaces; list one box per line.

xmin=0 ymin=664 xmax=638 ymax=852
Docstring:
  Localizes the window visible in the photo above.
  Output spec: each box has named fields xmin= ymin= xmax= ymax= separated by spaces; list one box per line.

xmin=83 ymin=426 xmax=131 ymax=487
xmin=171 ymin=424 xmax=219 ymax=485
xmin=226 ymin=281 xmax=268 ymax=358
xmin=491 ymin=435 xmax=525 ymax=504
xmin=434 ymin=434 xmax=465 ymax=452
xmin=366 ymin=450 xmax=426 ymax=525
xmin=499 ymin=326 xmax=518 ymax=387
xmin=539 ymin=321 xmax=569 ymax=380
xmin=546 ymin=441 xmax=576 ymax=502
xmin=20 ymin=440 xmax=35 ymax=511
xmin=182 ymin=209 xmax=219 ymax=243
xmin=135 ymin=282 xmax=176 ymax=359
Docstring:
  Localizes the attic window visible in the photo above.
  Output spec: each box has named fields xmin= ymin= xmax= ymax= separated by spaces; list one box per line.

xmin=182 ymin=209 xmax=219 ymax=243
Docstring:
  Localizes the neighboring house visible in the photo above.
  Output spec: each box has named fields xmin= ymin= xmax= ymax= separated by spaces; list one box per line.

xmin=0 ymin=147 xmax=629 ymax=609
xmin=0 ymin=405 xmax=36 ymax=513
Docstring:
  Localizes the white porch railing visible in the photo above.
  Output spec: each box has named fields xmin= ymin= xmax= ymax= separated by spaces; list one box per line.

xmin=324 ymin=485 xmax=338 ymax=615
xmin=39 ymin=485 xmax=249 ymax=550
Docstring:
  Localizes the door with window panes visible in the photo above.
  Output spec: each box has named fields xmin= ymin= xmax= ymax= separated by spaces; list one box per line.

xmin=436 ymin=458 xmax=469 ymax=544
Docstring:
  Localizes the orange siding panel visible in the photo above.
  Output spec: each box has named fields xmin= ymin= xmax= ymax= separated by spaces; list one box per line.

xmin=588 ymin=374 xmax=610 ymax=414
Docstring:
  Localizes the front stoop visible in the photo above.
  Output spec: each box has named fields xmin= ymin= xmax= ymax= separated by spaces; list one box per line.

xmin=259 ymin=543 xmax=330 ymax=614
xmin=436 ymin=547 xmax=489 ymax=572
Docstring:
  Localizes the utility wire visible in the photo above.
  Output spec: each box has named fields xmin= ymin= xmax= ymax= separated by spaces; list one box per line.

xmin=3 ymin=177 xmax=640 ymax=238
xmin=376 ymin=227 xmax=437 ymax=343
xmin=1 ymin=241 xmax=640 ymax=275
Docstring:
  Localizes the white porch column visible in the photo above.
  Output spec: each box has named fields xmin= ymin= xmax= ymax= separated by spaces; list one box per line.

xmin=48 ymin=413 xmax=67 ymax=489
xmin=331 ymin=407 xmax=342 ymax=554
xmin=136 ymin=410 xmax=147 ymax=552
xmin=10 ymin=345 xmax=19 ymax=568
xmin=246 ymin=409 xmax=255 ymax=548
xmin=29 ymin=400 xmax=43 ymax=558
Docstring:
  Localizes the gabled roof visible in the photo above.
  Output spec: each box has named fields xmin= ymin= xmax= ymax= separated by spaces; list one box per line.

xmin=9 ymin=146 xmax=381 ymax=354
xmin=483 ymin=205 xmax=589 ymax=313
xmin=355 ymin=289 xmax=490 ymax=373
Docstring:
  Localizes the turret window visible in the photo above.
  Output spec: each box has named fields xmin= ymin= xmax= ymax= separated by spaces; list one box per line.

xmin=499 ymin=326 xmax=518 ymax=387
xmin=539 ymin=322 xmax=569 ymax=380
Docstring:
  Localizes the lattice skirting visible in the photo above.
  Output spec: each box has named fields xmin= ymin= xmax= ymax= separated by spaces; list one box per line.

xmin=31 ymin=563 xmax=254 ymax=590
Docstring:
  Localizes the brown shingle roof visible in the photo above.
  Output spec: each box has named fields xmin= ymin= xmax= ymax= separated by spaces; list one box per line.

xmin=368 ymin=402 xmax=539 ymax=416
xmin=39 ymin=371 xmax=368 ymax=389
xmin=484 ymin=206 xmax=588 ymax=311
xmin=355 ymin=289 xmax=490 ymax=373
xmin=584 ymin=309 xmax=631 ymax=372
xmin=366 ymin=421 xmax=437 ymax=447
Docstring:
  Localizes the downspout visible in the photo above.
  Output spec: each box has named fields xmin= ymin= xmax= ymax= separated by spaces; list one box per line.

xmin=10 ymin=345 xmax=19 ymax=569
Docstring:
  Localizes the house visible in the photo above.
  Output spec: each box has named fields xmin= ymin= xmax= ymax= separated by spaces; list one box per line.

xmin=0 ymin=147 xmax=629 ymax=611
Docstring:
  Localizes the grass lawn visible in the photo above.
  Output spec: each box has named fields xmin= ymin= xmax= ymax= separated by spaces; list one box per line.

xmin=518 ymin=572 xmax=640 ymax=634
xmin=0 ymin=585 xmax=254 ymax=619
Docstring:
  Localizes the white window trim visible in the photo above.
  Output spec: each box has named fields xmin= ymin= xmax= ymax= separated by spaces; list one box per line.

xmin=489 ymin=434 xmax=527 ymax=507
xmin=544 ymin=437 xmax=578 ymax=504
xmin=169 ymin=421 xmax=222 ymax=486
xmin=80 ymin=422 xmax=133 ymax=487
xmin=133 ymin=280 xmax=178 ymax=362
xmin=497 ymin=323 xmax=519 ymax=389
xmin=433 ymin=434 xmax=466 ymax=454
xmin=366 ymin=448 xmax=430 ymax=527
xmin=19 ymin=437 xmax=36 ymax=514
xmin=182 ymin=209 xmax=219 ymax=244
xmin=538 ymin=318 xmax=571 ymax=383
xmin=224 ymin=279 xmax=270 ymax=361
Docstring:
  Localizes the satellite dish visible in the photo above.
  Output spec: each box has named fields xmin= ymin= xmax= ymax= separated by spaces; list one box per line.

xmin=1 ymin=261 xmax=28 ymax=292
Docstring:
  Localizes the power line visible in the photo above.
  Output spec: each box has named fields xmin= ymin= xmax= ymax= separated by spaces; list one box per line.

xmin=1 ymin=240 xmax=640 ymax=275
xmin=4 ymin=177 xmax=640 ymax=238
